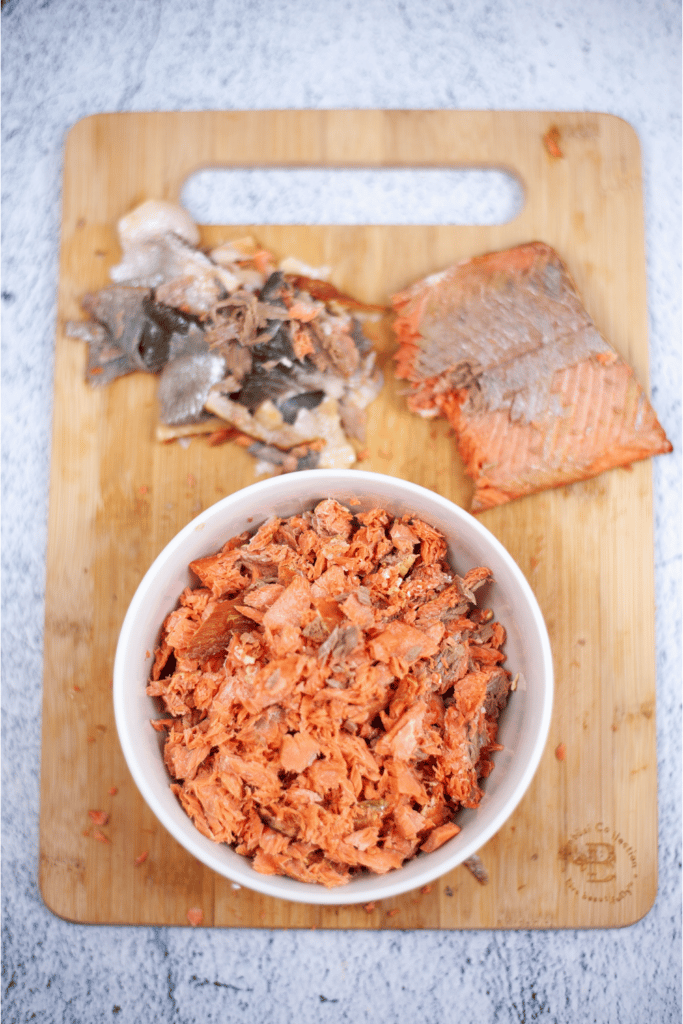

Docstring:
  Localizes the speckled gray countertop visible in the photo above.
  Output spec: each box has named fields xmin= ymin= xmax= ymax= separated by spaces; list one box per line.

xmin=2 ymin=1 xmax=681 ymax=1022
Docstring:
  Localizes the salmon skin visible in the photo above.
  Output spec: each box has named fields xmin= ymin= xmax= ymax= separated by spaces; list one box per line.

xmin=392 ymin=242 xmax=672 ymax=513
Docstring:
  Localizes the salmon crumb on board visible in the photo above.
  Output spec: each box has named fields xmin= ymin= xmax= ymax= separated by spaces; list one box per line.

xmin=542 ymin=125 xmax=564 ymax=158
xmin=147 ymin=499 xmax=515 ymax=888
xmin=88 ymin=810 xmax=109 ymax=826
xmin=186 ymin=907 xmax=204 ymax=927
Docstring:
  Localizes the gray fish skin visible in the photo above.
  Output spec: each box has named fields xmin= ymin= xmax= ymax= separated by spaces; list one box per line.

xmin=158 ymin=347 xmax=228 ymax=425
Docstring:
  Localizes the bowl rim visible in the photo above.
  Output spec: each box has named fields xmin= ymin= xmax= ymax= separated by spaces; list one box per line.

xmin=114 ymin=469 xmax=554 ymax=905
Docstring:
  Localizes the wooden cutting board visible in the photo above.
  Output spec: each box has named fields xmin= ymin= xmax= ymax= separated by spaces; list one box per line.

xmin=40 ymin=110 xmax=660 ymax=929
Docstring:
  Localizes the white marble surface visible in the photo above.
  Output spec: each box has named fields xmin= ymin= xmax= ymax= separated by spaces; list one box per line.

xmin=2 ymin=1 xmax=680 ymax=1021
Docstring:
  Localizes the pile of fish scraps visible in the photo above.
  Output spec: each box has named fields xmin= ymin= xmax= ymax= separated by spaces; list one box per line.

xmin=66 ymin=200 xmax=385 ymax=474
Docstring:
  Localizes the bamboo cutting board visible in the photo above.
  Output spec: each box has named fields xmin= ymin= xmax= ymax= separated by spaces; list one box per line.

xmin=40 ymin=110 xmax=660 ymax=929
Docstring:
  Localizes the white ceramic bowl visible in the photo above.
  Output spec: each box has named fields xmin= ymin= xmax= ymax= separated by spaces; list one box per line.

xmin=114 ymin=469 xmax=553 ymax=905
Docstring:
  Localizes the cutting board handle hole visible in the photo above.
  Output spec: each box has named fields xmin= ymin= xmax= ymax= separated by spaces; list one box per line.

xmin=180 ymin=167 xmax=524 ymax=226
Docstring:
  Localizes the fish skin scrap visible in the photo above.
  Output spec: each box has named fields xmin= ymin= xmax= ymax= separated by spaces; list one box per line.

xmin=66 ymin=201 xmax=384 ymax=474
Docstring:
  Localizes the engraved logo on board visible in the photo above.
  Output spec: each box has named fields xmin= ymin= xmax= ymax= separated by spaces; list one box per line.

xmin=559 ymin=823 xmax=638 ymax=904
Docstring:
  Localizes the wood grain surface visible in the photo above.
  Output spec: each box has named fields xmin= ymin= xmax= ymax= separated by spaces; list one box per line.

xmin=40 ymin=110 xmax=658 ymax=929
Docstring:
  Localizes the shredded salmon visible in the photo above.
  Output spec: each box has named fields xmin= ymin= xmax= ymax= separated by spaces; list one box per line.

xmin=148 ymin=499 xmax=514 ymax=887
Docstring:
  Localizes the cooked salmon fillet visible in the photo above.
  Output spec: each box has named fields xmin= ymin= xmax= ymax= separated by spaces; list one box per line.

xmin=392 ymin=242 xmax=672 ymax=513
xmin=148 ymin=500 xmax=513 ymax=887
